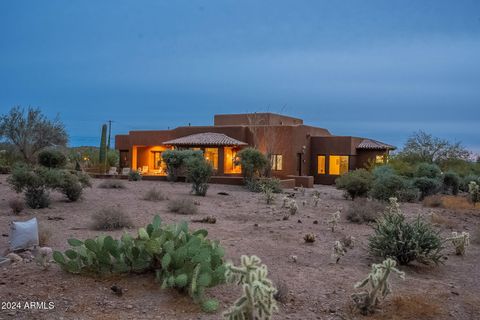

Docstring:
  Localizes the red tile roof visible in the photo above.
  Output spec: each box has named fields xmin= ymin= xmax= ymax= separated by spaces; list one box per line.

xmin=357 ymin=139 xmax=396 ymax=150
xmin=162 ymin=132 xmax=248 ymax=146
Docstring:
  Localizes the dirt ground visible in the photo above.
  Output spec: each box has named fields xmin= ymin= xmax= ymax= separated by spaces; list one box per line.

xmin=1 ymin=175 xmax=479 ymax=320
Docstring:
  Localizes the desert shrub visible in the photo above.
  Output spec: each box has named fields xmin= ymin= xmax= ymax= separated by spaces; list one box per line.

xmin=273 ymin=279 xmax=288 ymax=303
xmin=414 ymin=163 xmax=441 ymax=179
xmin=37 ymin=148 xmax=67 ymax=168
xmin=388 ymin=157 xmax=415 ymax=177
xmin=237 ymin=148 xmax=268 ymax=181
xmin=53 ymin=216 xmax=226 ymax=312
xmin=143 ymin=187 xmax=167 ymax=201
xmin=0 ymin=164 xmax=10 ymax=174
xmin=168 ymin=198 xmax=198 ymax=214
xmin=370 ymin=173 xmax=418 ymax=202
xmin=372 ymin=165 xmax=396 ymax=179
xmin=98 ymin=179 xmax=126 ymax=189
xmin=346 ymin=198 xmax=385 ymax=223
xmin=335 ymin=169 xmax=372 ymax=200
xmin=185 ymin=157 xmax=213 ymax=196
xmin=460 ymin=175 xmax=480 ymax=192
xmin=128 ymin=170 xmax=142 ymax=181
xmin=442 ymin=171 xmax=460 ymax=195
xmin=412 ymin=177 xmax=441 ymax=200
xmin=261 ymin=185 xmax=275 ymax=204
xmin=245 ymin=177 xmax=282 ymax=193
xmin=224 ymin=255 xmax=278 ymax=319
xmin=91 ymin=207 xmax=133 ymax=230
xmin=369 ymin=198 xmax=444 ymax=265
xmin=8 ymin=198 xmax=24 ymax=214
xmin=58 ymin=171 xmax=84 ymax=201
xmin=162 ymin=149 xmax=203 ymax=182
xmin=25 ymin=187 xmax=50 ymax=208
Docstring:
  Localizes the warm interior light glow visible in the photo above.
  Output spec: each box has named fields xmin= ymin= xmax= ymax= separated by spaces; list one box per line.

xmin=317 ymin=155 xmax=326 ymax=174
xmin=204 ymin=148 xmax=218 ymax=170
xmin=224 ymin=147 xmax=241 ymax=173
xmin=329 ymin=155 xmax=349 ymax=175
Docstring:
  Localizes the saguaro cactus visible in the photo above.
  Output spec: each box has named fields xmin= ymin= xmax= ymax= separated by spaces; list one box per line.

xmin=469 ymin=181 xmax=480 ymax=207
xmin=99 ymin=124 xmax=108 ymax=170
xmin=351 ymin=258 xmax=405 ymax=315
xmin=223 ymin=255 xmax=278 ymax=320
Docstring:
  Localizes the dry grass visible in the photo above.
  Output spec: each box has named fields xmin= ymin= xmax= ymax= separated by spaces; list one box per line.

xmin=346 ymin=198 xmax=385 ymax=223
xmin=90 ymin=207 xmax=134 ymax=230
xmin=423 ymin=194 xmax=477 ymax=210
xmin=8 ymin=198 xmax=24 ymax=214
xmin=430 ymin=212 xmax=459 ymax=229
xmin=168 ymin=198 xmax=198 ymax=215
xmin=142 ymin=187 xmax=167 ymax=201
xmin=366 ymin=294 xmax=444 ymax=320
xmin=98 ymin=180 xmax=126 ymax=189
xmin=38 ymin=224 xmax=52 ymax=246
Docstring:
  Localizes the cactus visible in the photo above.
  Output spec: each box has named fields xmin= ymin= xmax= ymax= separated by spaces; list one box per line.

xmin=351 ymin=258 xmax=405 ymax=315
xmin=298 ymin=185 xmax=305 ymax=196
xmin=53 ymin=215 xmax=226 ymax=312
xmin=312 ymin=193 xmax=320 ymax=207
xmin=281 ymin=196 xmax=289 ymax=208
xmin=303 ymin=233 xmax=316 ymax=243
xmin=223 ymin=255 xmax=278 ymax=320
xmin=328 ymin=211 xmax=341 ymax=232
xmin=446 ymin=231 xmax=470 ymax=255
xmin=301 ymin=199 xmax=307 ymax=207
xmin=35 ymin=246 xmax=53 ymax=270
xmin=261 ymin=185 xmax=275 ymax=205
xmin=469 ymin=181 xmax=480 ymax=207
xmin=288 ymin=199 xmax=298 ymax=215
xmin=385 ymin=197 xmax=401 ymax=215
xmin=332 ymin=241 xmax=346 ymax=263
xmin=99 ymin=124 xmax=107 ymax=171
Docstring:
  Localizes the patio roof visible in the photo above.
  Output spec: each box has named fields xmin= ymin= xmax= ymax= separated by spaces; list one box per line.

xmin=162 ymin=132 xmax=248 ymax=146
xmin=357 ymin=139 xmax=396 ymax=150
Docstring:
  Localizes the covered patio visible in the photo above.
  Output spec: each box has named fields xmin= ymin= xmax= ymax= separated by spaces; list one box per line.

xmin=133 ymin=132 xmax=248 ymax=176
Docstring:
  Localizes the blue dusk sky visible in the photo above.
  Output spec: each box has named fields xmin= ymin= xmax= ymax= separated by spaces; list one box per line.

xmin=1 ymin=1 xmax=479 ymax=153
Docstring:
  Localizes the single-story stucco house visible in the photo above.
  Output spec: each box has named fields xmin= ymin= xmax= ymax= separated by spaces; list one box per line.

xmin=115 ymin=112 xmax=394 ymax=185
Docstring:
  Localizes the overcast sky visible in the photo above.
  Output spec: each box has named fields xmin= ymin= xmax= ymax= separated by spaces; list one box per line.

xmin=1 ymin=1 xmax=479 ymax=153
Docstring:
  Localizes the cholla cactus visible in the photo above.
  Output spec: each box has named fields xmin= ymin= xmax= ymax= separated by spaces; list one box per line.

xmin=328 ymin=211 xmax=341 ymax=232
xmin=385 ymin=197 xmax=401 ymax=215
xmin=332 ymin=241 xmax=346 ymax=263
xmin=288 ymin=200 xmax=298 ymax=215
xmin=446 ymin=231 xmax=470 ymax=255
xmin=351 ymin=258 xmax=405 ymax=315
xmin=281 ymin=196 xmax=289 ymax=208
xmin=469 ymin=181 xmax=480 ymax=207
xmin=223 ymin=255 xmax=278 ymax=320
xmin=312 ymin=194 xmax=320 ymax=207
xmin=35 ymin=246 xmax=53 ymax=270
xmin=298 ymin=185 xmax=305 ymax=196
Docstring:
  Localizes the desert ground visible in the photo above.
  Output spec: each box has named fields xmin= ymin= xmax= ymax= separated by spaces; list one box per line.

xmin=0 ymin=175 xmax=479 ymax=320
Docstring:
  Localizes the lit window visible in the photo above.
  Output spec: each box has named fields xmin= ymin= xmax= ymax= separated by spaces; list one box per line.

xmin=317 ymin=155 xmax=326 ymax=174
xmin=329 ymin=155 xmax=349 ymax=175
xmin=204 ymin=148 xmax=218 ymax=170
xmin=375 ymin=155 xmax=385 ymax=164
xmin=224 ymin=147 xmax=241 ymax=173
xmin=271 ymin=154 xmax=283 ymax=171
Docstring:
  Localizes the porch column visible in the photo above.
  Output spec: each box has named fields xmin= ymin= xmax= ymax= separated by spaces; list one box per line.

xmin=218 ymin=146 xmax=225 ymax=175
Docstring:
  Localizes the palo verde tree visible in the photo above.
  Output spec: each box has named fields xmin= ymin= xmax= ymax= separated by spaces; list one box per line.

xmin=397 ymin=131 xmax=470 ymax=164
xmin=0 ymin=106 xmax=68 ymax=163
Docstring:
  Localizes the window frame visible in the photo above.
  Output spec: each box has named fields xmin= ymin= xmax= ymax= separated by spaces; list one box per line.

xmin=328 ymin=155 xmax=349 ymax=175
xmin=317 ymin=155 xmax=326 ymax=175
xmin=271 ymin=154 xmax=283 ymax=171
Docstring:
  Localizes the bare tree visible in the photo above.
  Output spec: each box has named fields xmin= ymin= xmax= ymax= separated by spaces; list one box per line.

xmin=398 ymin=131 xmax=471 ymax=163
xmin=0 ymin=106 xmax=68 ymax=163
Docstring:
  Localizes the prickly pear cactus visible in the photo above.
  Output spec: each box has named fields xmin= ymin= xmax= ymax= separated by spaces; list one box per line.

xmin=351 ymin=258 xmax=405 ymax=315
xmin=223 ymin=255 xmax=278 ymax=320
xmin=328 ymin=211 xmax=341 ymax=232
xmin=446 ymin=231 xmax=470 ymax=255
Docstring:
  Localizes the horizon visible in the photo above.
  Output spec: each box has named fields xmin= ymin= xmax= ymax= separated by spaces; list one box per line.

xmin=1 ymin=1 xmax=479 ymax=153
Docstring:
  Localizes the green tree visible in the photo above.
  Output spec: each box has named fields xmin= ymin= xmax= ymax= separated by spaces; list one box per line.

xmin=237 ymin=148 xmax=268 ymax=181
xmin=0 ymin=106 xmax=68 ymax=163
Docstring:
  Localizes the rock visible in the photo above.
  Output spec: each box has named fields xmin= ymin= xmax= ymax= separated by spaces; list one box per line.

xmin=290 ymin=255 xmax=297 ymax=263
xmin=297 ymin=220 xmax=302 ymax=223
xmin=6 ymin=253 xmax=22 ymax=263
xmin=313 ymin=220 xmax=318 ymax=224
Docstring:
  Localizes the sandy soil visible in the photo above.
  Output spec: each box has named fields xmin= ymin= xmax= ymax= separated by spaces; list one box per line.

xmin=0 ymin=175 xmax=479 ymax=320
